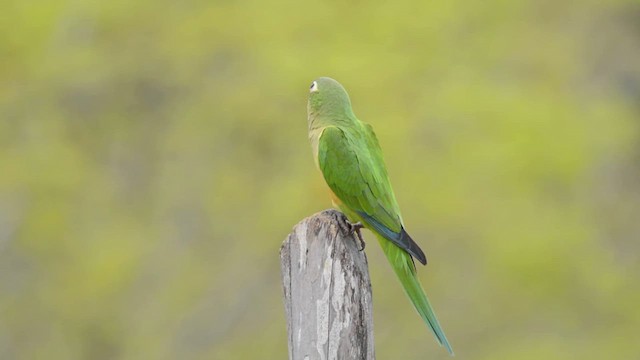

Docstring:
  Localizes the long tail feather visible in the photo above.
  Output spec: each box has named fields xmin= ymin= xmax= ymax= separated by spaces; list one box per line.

xmin=377 ymin=236 xmax=454 ymax=355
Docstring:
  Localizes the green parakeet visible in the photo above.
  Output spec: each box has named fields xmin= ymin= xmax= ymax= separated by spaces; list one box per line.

xmin=307 ymin=77 xmax=453 ymax=355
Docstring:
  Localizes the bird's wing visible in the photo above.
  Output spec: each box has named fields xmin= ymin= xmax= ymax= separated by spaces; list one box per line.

xmin=318 ymin=125 xmax=426 ymax=264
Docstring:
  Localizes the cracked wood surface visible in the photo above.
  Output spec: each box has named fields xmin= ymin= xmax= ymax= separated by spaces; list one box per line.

xmin=280 ymin=209 xmax=375 ymax=360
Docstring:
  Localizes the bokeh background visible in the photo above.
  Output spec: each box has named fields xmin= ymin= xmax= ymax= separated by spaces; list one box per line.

xmin=2 ymin=0 xmax=639 ymax=359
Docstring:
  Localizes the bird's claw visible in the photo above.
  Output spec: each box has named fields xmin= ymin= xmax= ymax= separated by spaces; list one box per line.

xmin=329 ymin=211 xmax=366 ymax=251
xmin=348 ymin=221 xmax=366 ymax=251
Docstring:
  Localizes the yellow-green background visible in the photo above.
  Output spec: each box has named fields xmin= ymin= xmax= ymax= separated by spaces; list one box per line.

xmin=1 ymin=0 xmax=639 ymax=359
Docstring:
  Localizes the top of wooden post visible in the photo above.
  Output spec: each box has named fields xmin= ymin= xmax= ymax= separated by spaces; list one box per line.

xmin=280 ymin=209 xmax=375 ymax=360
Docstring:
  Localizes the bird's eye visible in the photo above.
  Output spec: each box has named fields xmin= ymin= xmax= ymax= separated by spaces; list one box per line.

xmin=309 ymin=81 xmax=319 ymax=93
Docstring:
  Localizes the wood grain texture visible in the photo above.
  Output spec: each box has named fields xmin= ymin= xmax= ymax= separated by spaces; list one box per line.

xmin=280 ymin=209 xmax=375 ymax=360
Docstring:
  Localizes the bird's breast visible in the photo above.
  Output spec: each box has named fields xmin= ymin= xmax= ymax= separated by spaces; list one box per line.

xmin=328 ymin=188 xmax=342 ymax=206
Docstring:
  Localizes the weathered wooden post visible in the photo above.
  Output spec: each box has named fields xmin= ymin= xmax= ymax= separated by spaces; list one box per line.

xmin=280 ymin=209 xmax=375 ymax=360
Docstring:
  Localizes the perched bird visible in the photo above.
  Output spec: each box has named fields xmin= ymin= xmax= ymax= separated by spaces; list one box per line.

xmin=307 ymin=77 xmax=453 ymax=355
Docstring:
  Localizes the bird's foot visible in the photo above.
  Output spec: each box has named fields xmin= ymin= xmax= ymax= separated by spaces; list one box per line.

xmin=329 ymin=211 xmax=366 ymax=251
xmin=348 ymin=221 xmax=366 ymax=251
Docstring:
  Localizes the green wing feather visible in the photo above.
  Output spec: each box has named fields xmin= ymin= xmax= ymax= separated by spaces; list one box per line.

xmin=317 ymin=124 xmax=454 ymax=355
xmin=317 ymin=125 xmax=426 ymax=264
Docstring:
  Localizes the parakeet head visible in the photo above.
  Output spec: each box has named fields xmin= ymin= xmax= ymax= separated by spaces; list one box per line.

xmin=307 ymin=77 xmax=355 ymax=127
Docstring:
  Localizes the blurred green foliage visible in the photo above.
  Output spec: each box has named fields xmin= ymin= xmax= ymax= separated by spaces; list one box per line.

xmin=1 ymin=0 xmax=639 ymax=359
